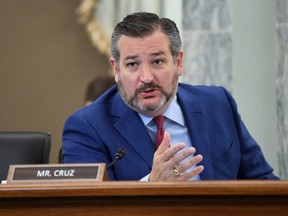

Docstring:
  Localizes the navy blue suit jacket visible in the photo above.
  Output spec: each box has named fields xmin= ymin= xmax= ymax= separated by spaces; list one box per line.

xmin=62 ymin=84 xmax=278 ymax=180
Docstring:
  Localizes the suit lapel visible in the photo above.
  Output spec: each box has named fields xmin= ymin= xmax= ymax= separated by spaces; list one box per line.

xmin=110 ymin=86 xmax=214 ymax=179
xmin=111 ymin=95 xmax=155 ymax=168
xmin=177 ymin=87 xmax=214 ymax=179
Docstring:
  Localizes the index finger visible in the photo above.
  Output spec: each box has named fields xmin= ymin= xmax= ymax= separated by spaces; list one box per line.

xmin=159 ymin=141 xmax=186 ymax=163
xmin=156 ymin=132 xmax=171 ymax=155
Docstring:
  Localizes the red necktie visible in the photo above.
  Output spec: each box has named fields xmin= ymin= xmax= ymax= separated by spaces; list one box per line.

xmin=153 ymin=115 xmax=165 ymax=149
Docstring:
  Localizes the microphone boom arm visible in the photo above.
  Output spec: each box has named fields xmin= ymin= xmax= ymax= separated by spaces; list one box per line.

xmin=106 ymin=148 xmax=126 ymax=169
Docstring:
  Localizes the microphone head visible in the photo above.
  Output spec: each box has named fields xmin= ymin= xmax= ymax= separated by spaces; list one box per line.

xmin=115 ymin=148 xmax=126 ymax=160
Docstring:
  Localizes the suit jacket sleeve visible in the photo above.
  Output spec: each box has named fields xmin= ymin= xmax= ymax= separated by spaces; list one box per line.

xmin=221 ymin=87 xmax=278 ymax=179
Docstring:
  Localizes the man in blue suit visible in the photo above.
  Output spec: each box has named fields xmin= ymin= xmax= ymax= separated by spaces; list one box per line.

xmin=62 ymin=12 xmax=278 ymax=181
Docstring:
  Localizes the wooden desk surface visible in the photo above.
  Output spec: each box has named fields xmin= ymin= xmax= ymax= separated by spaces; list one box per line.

xmin=1 ymin=180 xmax=288 ymax=216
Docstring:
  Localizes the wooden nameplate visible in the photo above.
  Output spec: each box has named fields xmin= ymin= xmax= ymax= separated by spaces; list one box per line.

xmin=6 ymin=163 xmax=108 ymax=184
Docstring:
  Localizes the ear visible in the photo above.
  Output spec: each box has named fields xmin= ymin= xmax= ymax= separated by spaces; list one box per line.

xmin=176 ymin=51 xmax=183 ymax=76
xmin=110 ymin=58 xmax=119 ymax=83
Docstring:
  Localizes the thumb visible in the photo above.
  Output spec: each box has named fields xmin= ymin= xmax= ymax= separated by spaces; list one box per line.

xmin=156 ymin=132 xmax=170 ymax=154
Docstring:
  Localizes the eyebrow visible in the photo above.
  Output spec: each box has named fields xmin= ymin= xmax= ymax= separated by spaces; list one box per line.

xmin=124 ymin=55 xmax=138 ymax=61
xmin=124 ymin=51 xmax=166 ymax=61
xmin=150 ymin=51 xmax=166 ymax=58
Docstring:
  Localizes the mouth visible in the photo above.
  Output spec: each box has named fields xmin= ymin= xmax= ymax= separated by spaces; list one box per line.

xmin=143 ymin=88 xmax=156 ymax=93
xmin=140 ymin=88 xmax=159 ymax=98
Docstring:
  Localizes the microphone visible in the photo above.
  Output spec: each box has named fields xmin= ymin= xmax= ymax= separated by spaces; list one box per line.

xmin=106 ymin=148 xmax=126 ymax=169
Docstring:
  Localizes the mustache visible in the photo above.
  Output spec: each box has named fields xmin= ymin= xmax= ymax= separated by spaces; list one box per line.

xmin=135 ymin=83 xmax=162 ymax=95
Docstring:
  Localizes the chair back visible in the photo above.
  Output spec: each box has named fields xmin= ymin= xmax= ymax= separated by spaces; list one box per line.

xmin=0 ymin=131 xmax=51 ymax=181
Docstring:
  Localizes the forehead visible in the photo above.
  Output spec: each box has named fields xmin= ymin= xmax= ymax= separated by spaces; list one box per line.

xmin=117 ymin=31 xmax=171 ymax=58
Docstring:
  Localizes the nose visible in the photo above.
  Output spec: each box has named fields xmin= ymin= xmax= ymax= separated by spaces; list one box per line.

xmin=139 ymin=64 xmax=153 ymax=84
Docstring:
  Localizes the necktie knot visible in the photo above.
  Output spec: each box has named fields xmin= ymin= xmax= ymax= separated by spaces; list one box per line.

xmin=153 ymin=115 xmax=165 ymax=149
xmin=153 ymin=115 xmax=164 ymax=130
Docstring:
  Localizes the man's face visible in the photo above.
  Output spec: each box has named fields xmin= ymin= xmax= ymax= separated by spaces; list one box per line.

xmin=110 ymin=30 xmax=183 ymax=117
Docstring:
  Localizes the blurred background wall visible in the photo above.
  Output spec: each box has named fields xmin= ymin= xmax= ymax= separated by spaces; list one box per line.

xmin=0 ymin=0 xmax=111 ymax=163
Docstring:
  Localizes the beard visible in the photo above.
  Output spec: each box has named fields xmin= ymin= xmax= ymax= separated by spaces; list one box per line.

xmin=117 ymin=71 xmax=179 ymax=115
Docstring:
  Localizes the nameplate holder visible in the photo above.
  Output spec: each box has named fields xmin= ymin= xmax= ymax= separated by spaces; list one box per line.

xmin=6 ymin=163 xmax=108 ymax=184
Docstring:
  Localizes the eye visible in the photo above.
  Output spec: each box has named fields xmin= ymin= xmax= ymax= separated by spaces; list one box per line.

xmin=153 ymin=59 xmax=163 ymax=65
xmin=126 ymin=62 xmax=138 ymax=68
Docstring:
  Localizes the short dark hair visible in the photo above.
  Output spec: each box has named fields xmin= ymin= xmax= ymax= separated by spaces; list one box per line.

xmin=110 ymin=12 xmax=182 ymax=65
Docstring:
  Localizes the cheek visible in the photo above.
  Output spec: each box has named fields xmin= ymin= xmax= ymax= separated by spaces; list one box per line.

xmin=159 ymin=71 xmax=176 ymax=83
xmin=161 ymin=72 xmax=179 ymax=90
xmin=120 ymin=75 xmax=138 ymax=91
xmin=121 ymin=70 xmax=139 ymax=84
